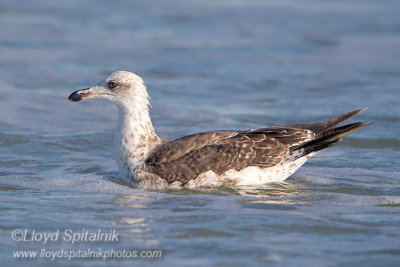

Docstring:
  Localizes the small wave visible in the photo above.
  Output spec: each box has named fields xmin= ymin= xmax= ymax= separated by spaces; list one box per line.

xmin=296 ymin=166 xmax=399 ymax=185
xmin=0 ymin=174 xmax=142 ymax=195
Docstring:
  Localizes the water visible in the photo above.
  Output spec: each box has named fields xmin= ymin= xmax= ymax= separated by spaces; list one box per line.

xmin=1 ymin=0 xmax=400 ymax=266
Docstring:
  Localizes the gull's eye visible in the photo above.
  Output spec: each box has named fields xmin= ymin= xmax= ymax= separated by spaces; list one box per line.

xmin=107 ymin=80 xmax=118 ymax=89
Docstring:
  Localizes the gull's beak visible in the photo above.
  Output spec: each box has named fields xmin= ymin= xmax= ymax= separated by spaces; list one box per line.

xmin=68 ymin=88 xmax=92 ymax=102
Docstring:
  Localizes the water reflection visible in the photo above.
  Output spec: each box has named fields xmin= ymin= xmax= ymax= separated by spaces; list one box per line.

xmin=229 ymin=181 xmax=303 ymax=197
xmin=161 ymin=180 xmax=303 ymax=197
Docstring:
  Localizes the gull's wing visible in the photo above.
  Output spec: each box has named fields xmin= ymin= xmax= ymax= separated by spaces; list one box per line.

xmin=144 ymin=128 xmax=315 ymax=185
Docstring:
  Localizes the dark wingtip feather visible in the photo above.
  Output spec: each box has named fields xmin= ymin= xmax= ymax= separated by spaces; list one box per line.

xmin=293 ymin=120 xmax=373 ymax=154
xmin=331 ymin=121 xmax=372 ymax=139
xmin=281 ymin=108 xmax=369 ymax=135
xmin=319 ymin=107 xmax=368 ymax=133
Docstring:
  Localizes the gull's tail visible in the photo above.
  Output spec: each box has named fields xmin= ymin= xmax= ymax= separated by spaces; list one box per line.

xmin=289 ymin=108 xmax=373 ymax=156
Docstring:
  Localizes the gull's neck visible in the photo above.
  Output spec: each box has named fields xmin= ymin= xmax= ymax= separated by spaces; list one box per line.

xmin=114 ymin=97 xmax=161 ymax=179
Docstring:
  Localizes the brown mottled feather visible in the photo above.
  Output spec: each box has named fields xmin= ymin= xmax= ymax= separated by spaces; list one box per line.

xmin=144 ymin=128 xmax=313 ymax=185
xmin=144 ymin=108 xmax=370 ymax=185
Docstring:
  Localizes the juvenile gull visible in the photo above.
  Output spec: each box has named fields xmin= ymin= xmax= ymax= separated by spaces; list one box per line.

xmin=68 ymin=71 xmax=371 ymax=189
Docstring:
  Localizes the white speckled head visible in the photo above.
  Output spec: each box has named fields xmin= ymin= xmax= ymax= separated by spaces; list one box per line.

xmin=69 ymin=71 xmax=162 ymax=181
xmin=68 ymin=71 xmax=150 ymax=109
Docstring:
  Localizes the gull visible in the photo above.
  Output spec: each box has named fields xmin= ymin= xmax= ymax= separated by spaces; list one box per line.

xmin=68 ymin=71 xmax=371 ymax=189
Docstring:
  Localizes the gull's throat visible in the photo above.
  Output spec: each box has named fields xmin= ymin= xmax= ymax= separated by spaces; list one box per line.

xmin=114 ymin=100 xmax=160 ymax=181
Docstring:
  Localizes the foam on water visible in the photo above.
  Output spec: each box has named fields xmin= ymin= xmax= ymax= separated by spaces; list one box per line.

xmin=1 ymin=173 xmax=136 ymax=194
xmin=1 ymin=164 xmax=398 ymax=199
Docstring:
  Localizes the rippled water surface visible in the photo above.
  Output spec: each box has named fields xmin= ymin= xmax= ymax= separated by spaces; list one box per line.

xmin=1 ymin=0 xmax=400 ymax=266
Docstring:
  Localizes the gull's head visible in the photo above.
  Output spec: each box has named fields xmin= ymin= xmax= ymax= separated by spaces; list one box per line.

xmin=68 ymin=71 xmax=149 ymax=107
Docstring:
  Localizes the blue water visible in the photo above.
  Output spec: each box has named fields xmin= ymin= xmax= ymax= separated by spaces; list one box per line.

xmin=1 ymin=0 xmax=400 ymax=266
